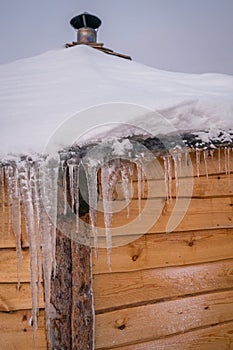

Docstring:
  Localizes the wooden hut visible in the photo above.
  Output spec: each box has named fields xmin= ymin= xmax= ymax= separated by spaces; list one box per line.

xmin=0 ymin=13 xmax=233 ymax=350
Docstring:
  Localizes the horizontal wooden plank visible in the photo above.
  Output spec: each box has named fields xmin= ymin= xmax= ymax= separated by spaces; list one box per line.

xmin=0 ymin=207 xmax=28 ymax=248
xmin=92 ymin=228 xmax=233 ymax=274
xmin=0 ymin=249 xmax=33 ymax=283
xmin=0 ymin=228 xmax=28 ymax=249
xmin=93 ymin=259 xmax=233 ymax=312
xmin=0 ymin=283 xmax=44 ymax=312
xmin=115 ymin=173 xmax=233 ymax=200
xmin=0 ymin=309 xmax=46 ymax=349
xmin=95 ymin=197 xmax=233 ymax=238
xmin=95 ymin=290 xmax=233 ymax=349
xmin=2 ymin=228 xmax=233 ymax=282
xmin=1 ymin=196 xmax=232 ymax=250
xmin=113 ymin=321 xmax=233 ymax=350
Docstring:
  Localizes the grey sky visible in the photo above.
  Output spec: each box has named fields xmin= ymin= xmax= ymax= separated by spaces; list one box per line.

xmin=0 ymin=0 xmax=233 ymax=74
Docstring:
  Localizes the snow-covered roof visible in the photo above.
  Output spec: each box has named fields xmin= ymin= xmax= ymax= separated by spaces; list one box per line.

xmin=0 ymin=45 xmax=233 ymax=157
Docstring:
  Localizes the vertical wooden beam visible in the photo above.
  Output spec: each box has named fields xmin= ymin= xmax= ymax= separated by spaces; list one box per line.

xmin=50 ymin=221 xmax=94 ymax=349
xmin=71 ymin=240 xmax=94 ymax=349
xmin=50 ymin=231 xmax=72 ymax=349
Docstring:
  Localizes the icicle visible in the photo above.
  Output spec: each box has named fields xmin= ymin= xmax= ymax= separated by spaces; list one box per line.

xmin=41 ymin=155 xmax=59 ymax=277
xmin=38 ymin=203 xmax=53 ymax=348
xmin=62 ymin=161 xmax=67 ymax=215
xmin=136 ymin=162 xmax=142 ymax=216
xmin=101 ymin=164 xmax=112 ymax=267
xmin=8 ymin=166 xmax=22 ymax=290
xmin=0 ymin=166 xmax=5 ymax=236
xmin=167 ymin=156 xmax=173 ymax=202
xmin=38 ymin=158 xmax=58 ymax=348
xmin=141 ymin=166 xmax=146 ymax=198
xmin=30 ymin=164 xmax=42 ymax=311
xmin=227 ymin=147 xmax=231 ymax=176
xmin=18 ymin=162 xmax=39 ymax=347
xmin=101 ymin=163 xmax=118 ymax=268
xmin=224 ymin=147 xmax=230 ymax=175
xmin=85 ymin=164 xmax=98 ymax=256
xmin=5 ymin=166 xmax=12 ymax=236
xmin=128 ymin=162 xmax=134 ymax=198
xmin=74 ymin=164 xmax=80 ymax=235
xmin=121 ymin=163 xmax=131 ymax=217
xmin=184 ymin=149 xmax=189 ymax=167
xmin=172 ymin=153 xmax=179 ymax=197
xmin=203 ymin=150 xmax=209 ymax=179
xmin=68 ymin=163 xmax=75 ymax=212
xmin=218 ymin=148 xmax=221 ymax=172
xmin=210 ymin=149 xmax=214 ymax=160
xmin=196 ymin=149 xmax=201 ymax=178
xmin=163 ymin=157 xmax=169 ymax=202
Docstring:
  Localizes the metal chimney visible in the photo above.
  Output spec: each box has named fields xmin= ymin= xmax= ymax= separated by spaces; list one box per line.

xmin=70 ymin=12 xmax=102 ymax=44
xmin=67 ymin=12 xmax=132 ymax=60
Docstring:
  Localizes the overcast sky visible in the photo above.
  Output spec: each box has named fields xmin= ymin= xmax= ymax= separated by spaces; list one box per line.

xmin=0 ymin=0 xmax=233 ymax=74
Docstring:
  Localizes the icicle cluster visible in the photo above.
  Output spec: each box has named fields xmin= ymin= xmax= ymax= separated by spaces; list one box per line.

xmin=0 ymin=157 xmax=59 ymax=348
xmin=0 ymin=141 xmax=232 ymax=348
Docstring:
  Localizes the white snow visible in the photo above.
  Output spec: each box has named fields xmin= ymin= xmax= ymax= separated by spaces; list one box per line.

xmin=1 ymin=45 xmax=233 ymax=349
xmin=0 ymin=44 xmax=233 ymax=157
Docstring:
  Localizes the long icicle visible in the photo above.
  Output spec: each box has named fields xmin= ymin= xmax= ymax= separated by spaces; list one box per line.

xmin=203 ymin=150 xmax=209 ymax=179
xmin=8 ymin=166 xmax=22 ymax=290
xmin=196 ymin=149 xmax=201 ymax=178
xmin=74 ymin=164 xmax=80 ymax=237
xmin=68 ymin=163 xmax=75 ymax=212
xmin=163 ymin=156 xmax=169 ymax=202
xmin=101 ymin=163 xmax=118 ymax=268
xmin=121 ymin=163 xmax=131 ymax=217
xmin=62 ymin=161 xmax=67 ymax=215
xmin=38 ymin=159 xmax=57 ymax=349
xmin=172 ymin=153 xmax=179 ymax=198
xmin=136 ymin=162 xmax=142 ymax=216
xmin=43 ymin=156 xmax=59 ymax=276
xmin=19 ymin=161 xmax=39 ymax=348
xmin=5 ymin=166 xmax=12 ymax=237
xmin=218 ymin=148 xmax=221 ymax=172
xmin=85 ymin=165 xmax=98 ymax=257
xmin=167 ymin=156 xmax=173 ymax=202
xmin=30 ymin=163 xmax=42 ymax=313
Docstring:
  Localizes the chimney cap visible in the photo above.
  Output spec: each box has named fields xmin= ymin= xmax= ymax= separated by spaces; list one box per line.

xmin=70 ymin=12 xmax=102 ymax=30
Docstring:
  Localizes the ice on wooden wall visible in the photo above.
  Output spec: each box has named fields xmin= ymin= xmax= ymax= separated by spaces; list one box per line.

xmin=0 ymin=140 xmax=232 ymax=347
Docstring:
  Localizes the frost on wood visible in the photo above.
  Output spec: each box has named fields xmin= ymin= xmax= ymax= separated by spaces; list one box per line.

xmin=0 ymin=141 xmax=232 ymax=347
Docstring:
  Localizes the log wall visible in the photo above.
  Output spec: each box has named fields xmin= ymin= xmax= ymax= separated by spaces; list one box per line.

xmin=0 ymin=149 xmax=233 ymax=349
xmin=92 ymin=149 xmax=233 ymax=349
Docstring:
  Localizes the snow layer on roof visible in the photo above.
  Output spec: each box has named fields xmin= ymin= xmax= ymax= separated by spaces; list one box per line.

xmin=0 ymin=45 xmax=233 ymax=157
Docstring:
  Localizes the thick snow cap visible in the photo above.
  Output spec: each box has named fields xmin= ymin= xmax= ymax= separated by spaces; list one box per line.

xmin=0 ymin=45 xmax=232 ymax=157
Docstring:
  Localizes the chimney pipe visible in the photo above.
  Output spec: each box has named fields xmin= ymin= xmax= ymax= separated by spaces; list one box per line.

xmin=70 ymin=12 xmax=102 ymax=44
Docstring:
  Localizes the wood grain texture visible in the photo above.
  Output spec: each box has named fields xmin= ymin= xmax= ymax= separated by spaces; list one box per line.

xmin=0 ymin=283 xmax=44 ymax=312
xmin=95 ymin=197 xmax=233 ymax=237
xmin=2 ymin=228 xmax=233 ymax=281
xmin=116 ymin=173 xmax=233 ymax=200
xmin=0 ymin=309 xmax=46 ymax=350
xmin=71 ymin=240 xmax=94 ymax=349
xmin=111 ymin=321 xmax=233 ymax=350
xmin=2 ymin=195 xmax=232 ymax=249
xmin=1 ymin=152 xmax=232 ymax=249
xmin=50 ymin=230 xmax=72 ymax=349
xmin=93 ymin=259 xmax=233 ymax=312
xmin=95 ymin=290 xmax=233 ymax=348
xmin=92 ymin=228 xmax=233 ymax=274
xmin=0 ymin=249 xmax=31 ymax=282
